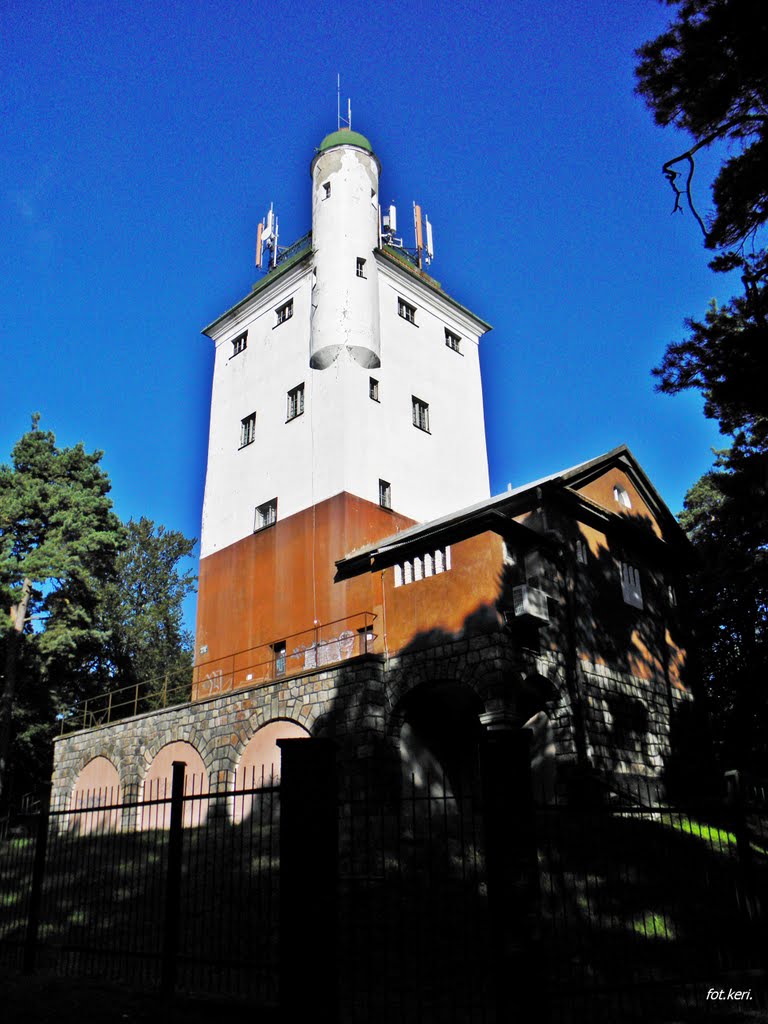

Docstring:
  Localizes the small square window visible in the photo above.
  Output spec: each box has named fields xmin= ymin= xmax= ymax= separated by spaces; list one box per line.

xmin=232 ymin=331 xmax=248 ymax=356
xmin=356 ymin=257 xmax=366 ymax=278
xmin=240 ymin=412 xmax=256 ymax=448
xmin=287 ymin=383 xmax=305 ymax=421
xmin=369 ymin=377 xmax=379 ymax=402
xmin=273 ymin=641 xmax=286 ymax=677
xmin=412 ymin=396 xmax=430 ymax=432
xmin=445 ymin=329 xmax=461 ymax=353
xmin=379 ymin=479 xmax=391 ymax=509
xmin=276 ymin=299 xmax=293 ymax=325
xmin=398 ymin=298 xmax=416 ymax=324
xmin=255 ymin=498 xmax=278 ymax=532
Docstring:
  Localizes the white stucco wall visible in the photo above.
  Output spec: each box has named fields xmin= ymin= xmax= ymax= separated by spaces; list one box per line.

xmin=310 ymin=144 xmax=381 ymax=370
xmin=199 ymin=140 xmax=492 ymax=558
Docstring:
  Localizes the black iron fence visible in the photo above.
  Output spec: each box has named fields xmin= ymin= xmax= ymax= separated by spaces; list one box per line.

xmin=1 ymin=751 xmax=767 ymax=1022
xmin=1 ymin=765 xmax=281 ymax=1004
xmin=537 ymin=776 xmax=768 ymax=1022
xmin=338 ymin=768 xmax=491 ymax=1023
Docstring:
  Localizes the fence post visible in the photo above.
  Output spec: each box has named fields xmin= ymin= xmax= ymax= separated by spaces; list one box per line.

xmin=277 ymin=738 xmax=337 ymax=1024
xmin=160 ymin=760 xmax=186 ymax=995
xmin=725 ymin=770 xmax=758 ymax=914
xmin=23 ymin=787 xmax=51 ymax=974
xmin=480 ymin=727 xmax=539 ymax=1022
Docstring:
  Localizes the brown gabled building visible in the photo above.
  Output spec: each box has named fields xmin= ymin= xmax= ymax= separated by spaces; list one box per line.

xmin=52 ymin=128 xmax=693 ymax=810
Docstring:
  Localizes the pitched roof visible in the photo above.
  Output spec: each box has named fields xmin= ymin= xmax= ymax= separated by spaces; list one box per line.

xmin=337 ymin=445 xmax=684 ymax=572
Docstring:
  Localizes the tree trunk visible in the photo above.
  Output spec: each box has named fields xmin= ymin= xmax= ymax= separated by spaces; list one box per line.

xmin=0 ymin=577 xmax=32 ymax=805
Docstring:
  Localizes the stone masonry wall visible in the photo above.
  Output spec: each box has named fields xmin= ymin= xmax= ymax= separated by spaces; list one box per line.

xmin=52 ymin=632 xmax=684 ymax=808
xmin=579 ymin=659 xmax=692 ymax=780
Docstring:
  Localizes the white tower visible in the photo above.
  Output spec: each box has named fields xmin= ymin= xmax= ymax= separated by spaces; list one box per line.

xmin=310 ymin=130 xmax=382 ymax=370
xmin=198 ymin=125 xmax=492 ymax=558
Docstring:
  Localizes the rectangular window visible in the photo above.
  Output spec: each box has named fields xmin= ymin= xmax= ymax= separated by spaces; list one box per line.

xmin=287 ymin=383 xmax=305 ymax=421
xmin=276 ymin=299 xmax=293 ymax=325
xmin=445 ymin=329 xmax=461 ymax=353
xmin=255 ymin=498 xmax=278 ymax=532
xmin=575 ymin=538 xmax=588 ymax=565
xmin=232 ymin=331 xmax=248 ymax=356
xmin=369 ymin=377 xmax=379 ymax=402
xmin=398 ymin=298 xmax=416 ymax=324
xmin=273 ymin=641 xmax=286 ymax=677
xmin=357 ymin=625 xmax=374 ymax=655
xmin=356 ymin=257 xmax=366 ymax=278
xmin=620 ymin=561 xmax=643 ymax=609
xmin=323 ymin=182 xmax=331 ymax=199
xmin=379 ymin=479 xmax=391 ymax=509
xmin=240 ymin=412 xmax=256 ymax=448
xmin=412 ymin=396 xmax=430 ymax=432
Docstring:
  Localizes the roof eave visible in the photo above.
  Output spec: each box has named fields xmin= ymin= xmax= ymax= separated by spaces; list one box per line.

xmin=376 ymin=247 xmax=492 ymax=334
xmin=201 ymin=243 xmax=313 ymax=339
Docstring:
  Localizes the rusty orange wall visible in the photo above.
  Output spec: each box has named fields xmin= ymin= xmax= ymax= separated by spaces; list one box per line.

xmin=381 ymin=532 xmax=505 ymax=652
xmin=194 ymin=492 xmax=414 ymax=685
xmin=575 ymin=469 xmax=663 ymax=538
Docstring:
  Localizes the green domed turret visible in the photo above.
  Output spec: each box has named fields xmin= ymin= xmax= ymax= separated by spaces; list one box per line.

xmin=317 ymin=129 xmax=374 ymax=154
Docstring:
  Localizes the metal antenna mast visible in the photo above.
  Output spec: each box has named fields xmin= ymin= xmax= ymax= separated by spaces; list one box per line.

xmin=337 ymin=74 xmax=351 ymax=130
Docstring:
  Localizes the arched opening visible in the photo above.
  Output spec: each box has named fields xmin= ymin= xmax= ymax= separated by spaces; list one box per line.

xmin=232 ymin=720 xmax=309 ymax=823
xmin=519 ymin=673 xmax=560 ymax=802
xmin=142 ymin=740 xmax=209 ymax=829
xmin=399 ymin=682 xmax=484 ymax=797
xmin=71 ymin=756 xmax=121 ymax=835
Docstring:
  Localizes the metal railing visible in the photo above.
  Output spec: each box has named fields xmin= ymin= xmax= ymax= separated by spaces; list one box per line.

xmin=276 ymin=230 xmax=312 ymax=266
xmin=59 ymin=611 xmax=377 ymax=733
xmin=193 ymin=610 xmax=377 ymax=701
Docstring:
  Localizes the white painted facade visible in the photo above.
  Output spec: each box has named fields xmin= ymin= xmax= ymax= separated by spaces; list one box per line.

xmin=199 ymin=131 xmax=492 ymax=558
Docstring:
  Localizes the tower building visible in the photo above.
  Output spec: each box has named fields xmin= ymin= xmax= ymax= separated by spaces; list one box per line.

xmin=195 ymin=127 xmax=492 ymax=685
xmin=53 ymin=122 xmax=693 ymax=811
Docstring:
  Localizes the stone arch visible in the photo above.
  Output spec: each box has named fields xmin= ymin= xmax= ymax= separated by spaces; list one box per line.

xmin=139 ymin=723 xmax=214 ymax=778
xmin=70 ymin=756 xmax=121 ymax=835
xmin=141 ymin=740 xmax=209 ymax=829
xmin=518 ymin=670 xmax=561 ymax=722
xmin=231 ymin=719 xmax=309 ymax=824
xmin=384 ymin=658 xmax=485 ymax=734
xmin=384 ymin=645 xmax=526 ymax=742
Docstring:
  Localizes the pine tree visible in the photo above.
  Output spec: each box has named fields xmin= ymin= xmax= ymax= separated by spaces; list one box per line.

xmin=0 ymin=416 xmax=124 ymax=802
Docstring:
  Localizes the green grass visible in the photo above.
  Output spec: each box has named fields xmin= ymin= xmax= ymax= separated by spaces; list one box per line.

xmin=631 ymin=910 xmax=676 ymax=940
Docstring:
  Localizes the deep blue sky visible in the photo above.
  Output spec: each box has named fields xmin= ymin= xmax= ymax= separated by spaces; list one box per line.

xmin=2 ymin=0 xmax=728 ymax=630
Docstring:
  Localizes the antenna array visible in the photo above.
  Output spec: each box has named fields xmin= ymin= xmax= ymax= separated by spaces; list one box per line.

xmin=379 ymin=200 xmax=435 ymax=268
xmin=255 ymin=203 xmax=279 ymax=271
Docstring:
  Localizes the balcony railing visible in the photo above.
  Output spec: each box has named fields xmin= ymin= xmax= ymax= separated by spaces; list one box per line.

xmin=193 ymin=611 xmax=377 ymax=700
xmin=58 ymin=611 xmax=377 ymax=734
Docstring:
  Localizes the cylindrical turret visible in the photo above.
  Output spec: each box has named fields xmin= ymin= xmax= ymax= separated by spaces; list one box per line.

xmin=310 ymin=129 xmax=381 ymax=370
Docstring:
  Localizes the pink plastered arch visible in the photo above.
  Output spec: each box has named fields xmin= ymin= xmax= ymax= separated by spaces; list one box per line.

xmin=142 ymin=740 xmax=209 ymax=829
